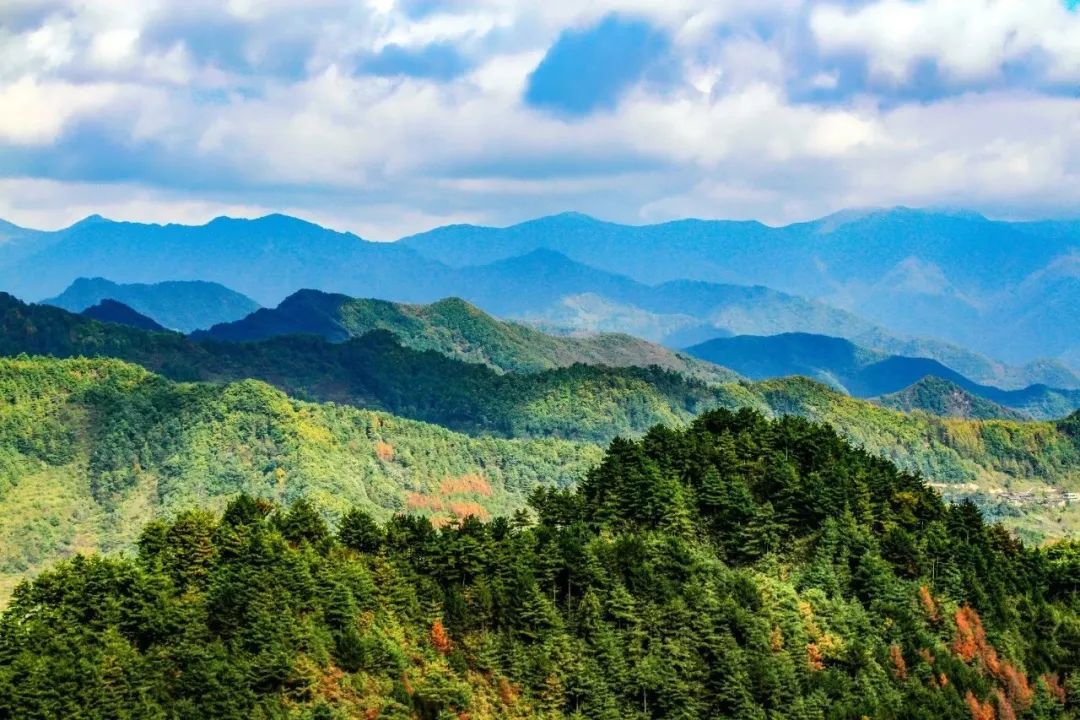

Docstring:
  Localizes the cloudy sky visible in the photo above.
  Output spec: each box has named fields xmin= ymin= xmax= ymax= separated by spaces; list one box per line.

xmin=3 ymin=0 xmax=1080 ymax=238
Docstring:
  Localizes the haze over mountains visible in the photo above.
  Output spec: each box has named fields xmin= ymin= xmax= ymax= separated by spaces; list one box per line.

xmin=402 ymin=208 xmax=1080 ymax=366
xmin=4 ymin=208 xmax=1077 ymax=385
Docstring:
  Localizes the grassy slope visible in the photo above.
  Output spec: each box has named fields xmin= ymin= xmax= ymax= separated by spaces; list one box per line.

xmin=0 ymin=356 xmax=601 ymax=601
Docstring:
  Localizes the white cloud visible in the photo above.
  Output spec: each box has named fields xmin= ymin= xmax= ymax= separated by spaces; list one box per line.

xmin=811 ymin=0 xmax=1080 ymax=83
xmin=0 ymin=76 xmax=118 ymax=144
xmin=3 ymin=0 xmax=1080 ymax=236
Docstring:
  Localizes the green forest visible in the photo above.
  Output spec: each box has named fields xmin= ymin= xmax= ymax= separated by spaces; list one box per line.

xmin=0 ymin=355 xmax=601 ymax=601
xmin=2 ymin=409 xmax=1078 ymax=718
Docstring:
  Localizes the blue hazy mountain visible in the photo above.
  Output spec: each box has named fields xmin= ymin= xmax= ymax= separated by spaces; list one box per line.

xmin=80 ymin=299 xmax=167 ymax=332
xmin=402 ymin=208 xmax=1080 ymax=367
xmin=686 ymin=333 xmax=1080 ymax=419
xmin=3 ymin=210 xmax=1076 ymax=382
xmin=0 ymin=214 xmax=449 ymax=306
xmin=47 ymin=277 xmax=261 ymax=333
xmin=402 ymin=207 xmax=1075 ymax=294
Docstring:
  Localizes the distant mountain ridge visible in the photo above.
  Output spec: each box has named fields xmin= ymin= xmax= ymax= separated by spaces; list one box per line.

xmin=686 ymin=332 xmax=1080 ymax=419
xmin=401 ymin=208 xmax=1080 ymax=367
xmin=47 ymin=277 xmax=260 ymax=332
xmin=0 ymin=214 xmax=444 ymax=306
xmin=2 ymin=210 xmax=1075 ymax=383
xmin=194 ymin=289 xmax=738 ymax=384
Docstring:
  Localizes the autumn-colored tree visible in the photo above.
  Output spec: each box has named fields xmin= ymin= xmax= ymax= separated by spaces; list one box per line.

xmin=918 ymin=585 xmax=939 ymax=623
xmin=965 ymin=691 xmax=995 ymax=720
xmin=889 ymin=645 xmax=907 ymax=680
xmin=998 ymin=662 xmax=1032 ymax=711
xmin=994 ymin=689 xmax=1016 ymax=720
xmin=431 ymin=618 xmax=452 ymax=654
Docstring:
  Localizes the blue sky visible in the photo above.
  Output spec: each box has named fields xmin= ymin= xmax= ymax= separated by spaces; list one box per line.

xmin=2 ymin=0 xmax=1080 ymax=238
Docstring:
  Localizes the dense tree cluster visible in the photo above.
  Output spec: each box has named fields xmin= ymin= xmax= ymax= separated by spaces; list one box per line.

xmin=2 ymin=410 xmax=1077 ymax=719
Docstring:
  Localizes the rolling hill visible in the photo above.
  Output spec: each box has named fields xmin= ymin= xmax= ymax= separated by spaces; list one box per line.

xmin=686 ymin=333 xmax=1080 ymax=419
xmin=194 ymin=289 xmax=738 ymax=384
xmin=46 ymin=277 xmax=261 ymax=332
xmin=876 ymin=377 xmax=1025 ymax=420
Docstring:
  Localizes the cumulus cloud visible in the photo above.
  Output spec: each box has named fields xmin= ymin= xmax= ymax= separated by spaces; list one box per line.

xmin=1 ymin=0 xmax=1080 ymax=235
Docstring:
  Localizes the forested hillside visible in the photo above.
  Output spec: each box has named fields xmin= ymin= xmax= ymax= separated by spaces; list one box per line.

xmin=0 ymin=293 xmax=726 ymax=443
xmin=3 ymin=293 xmax=1080 ymax=541
xmin=195 ymin=290 xmax=736 ymax=384
xmin=2 ymin=410 xmax=1077 ymax=718
xmin=877 ymin=378 xmax=1026 ymax=421
xmin=0 ymin=356 xmax=600 ymax=601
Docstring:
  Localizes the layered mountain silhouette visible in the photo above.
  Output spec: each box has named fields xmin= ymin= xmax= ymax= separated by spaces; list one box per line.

xmin=686 ymin=333 xmax=1080 ymax=419
xmin=0 ymin=214 xmax=444 ymax=306
xmin=79 ymin=299 xmax=167 ymax=332
xmin=2 ymin=209 xmax=1076 ymax=377
xmin=402 ymin=208 xmax=1080 ymax=366
xmin=47 ymin=277 xmax=260 ymax=332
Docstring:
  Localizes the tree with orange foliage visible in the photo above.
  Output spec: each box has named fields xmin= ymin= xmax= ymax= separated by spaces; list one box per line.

xmin=965 ymin=690 xmax=995 ymax=720
xmin=918 ymin=585 xmax=939 ymax=623
xmin=807 ymin=642 xmax=825 ymax=672
xmin=889 ymin=645 xmax=907 ymax=680
xmin=431 ymin=618 xmax=452 ymax=654
xmin=994 ymin=689 xmax=1016 ymax=720
xmin=953 ymin=605 xmax=999 ymax=674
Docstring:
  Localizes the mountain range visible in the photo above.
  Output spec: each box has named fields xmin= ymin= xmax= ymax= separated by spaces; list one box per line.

xmin=2 ymin=209 xmax=1076 ymax=379
xmin=401 ymin=208 xmax=1080 ymax=366
xmin=193 ymin=289 xmax=738 ymax=384
xmin=189 ymin=289 xmax=1080 ymax=419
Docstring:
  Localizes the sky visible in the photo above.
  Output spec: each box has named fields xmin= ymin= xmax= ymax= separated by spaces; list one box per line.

xmin=3 ymin=0 xmax=1080 ymax=239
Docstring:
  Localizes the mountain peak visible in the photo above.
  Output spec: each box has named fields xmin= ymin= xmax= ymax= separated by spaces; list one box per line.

xmin=67 ymin=214 xmax=111 ymax=230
